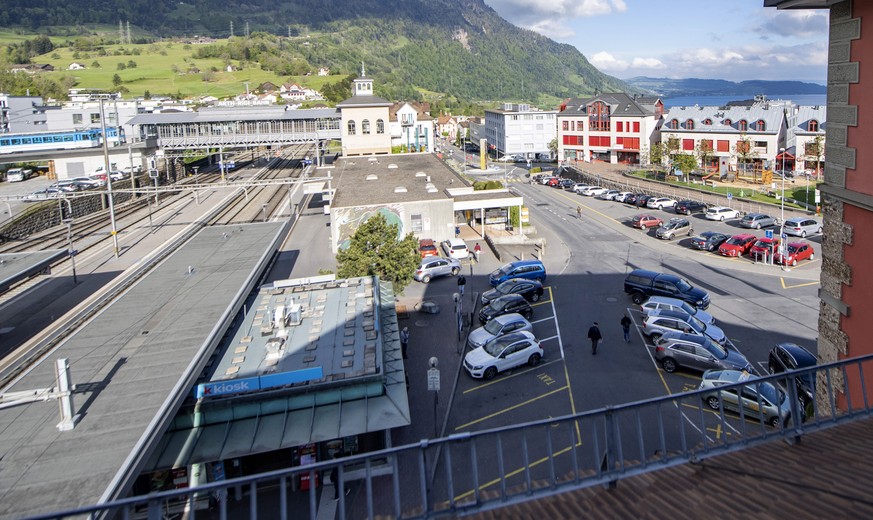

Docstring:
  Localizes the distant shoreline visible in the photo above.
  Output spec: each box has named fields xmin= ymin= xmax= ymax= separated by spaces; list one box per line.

xmin=663 ymin=94 xmax=827 ymax=108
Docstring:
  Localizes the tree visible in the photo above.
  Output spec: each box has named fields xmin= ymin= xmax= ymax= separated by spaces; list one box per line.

xmin=126 ymin=60 xmax=137 ymax=68
xmin=117 ymin=62 xmax=126 ymax=70
xmin=336 ymin=213 xmax=419 ymax=292
xmin=112 ymin=74 xmax=122 ymax=87
xmin=547 ymin=137 xmax=557 ymax=159
xmin=805 ymin=135 xmax=825 ymax=180
xmin=648 ymin=142 xmax=665 ymax=166
xmin=672 ymin=154 xmax=697 ymax=176
xmin=90 ymin=60 xmax=101 ymax=68
xmin=695 ymin=140 xmax=714 ymax=174
xmin=734 ymin=134 xmax=758 ymax=181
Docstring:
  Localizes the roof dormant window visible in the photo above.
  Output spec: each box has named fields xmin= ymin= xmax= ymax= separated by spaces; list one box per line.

xmin=738 ymin=119 xmax=748 ymax=131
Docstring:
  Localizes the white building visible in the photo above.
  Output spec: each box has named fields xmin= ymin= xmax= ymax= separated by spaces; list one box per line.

xmin=388 ymin=102 xmax=435 ymax=153
xmin=660 ymin=97 xmax=790 ymax=174
xmin=786 ymin=104 xmax=826 ymax=176
xmin=0 ymin=94 xmax=46 ymax=133
xmin=336 ymin=68 xmax=392 ymax=156
xmin=484 ymin=104 xmax=557 ymax=160
xmin=556 ymin=93 xmax=662 ymax=165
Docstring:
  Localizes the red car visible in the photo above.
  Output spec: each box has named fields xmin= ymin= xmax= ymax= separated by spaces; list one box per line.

xmin=749 ymin=237 xmax=781 ymax=261
xmin=718 ymin=234 xmax=757 ymax=257
xmin=775 ymin=242 xmax=815 ymax=266
xmin=547 ymin=177 xmax=561 ymax=187
xmin=418 ymin=239 xmax=439 ymax=259
xmin=631 ymin=214 xmax=663 ymax=230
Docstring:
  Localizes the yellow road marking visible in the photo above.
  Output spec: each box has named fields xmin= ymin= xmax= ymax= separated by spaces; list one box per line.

xmin=780 ymin=278 xmax=820 ymax=289
xmin=462 ymin=358 xmax=564 ymax=394
xmin=555 ymin=190 xmax=620 ymax=222
xmin=531 ymin=300 xmax=552 ymax=307
xmin=706 ymin=423 xmax=730 ymax=439
xmin=454 ymin=386 xmax=569 ymax=431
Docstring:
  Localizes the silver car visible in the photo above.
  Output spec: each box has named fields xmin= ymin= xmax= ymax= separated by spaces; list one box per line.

xmin=654 ymin=332 xmax=752 ymax=374
xmin=640 ymin=296 xmax=715 ymax=325
xmin=740 ymin=213 xmax=779 ymax=229
xmin=783 ymin=217 xmax=821 ymax=237
xmin=467 ymin=313 xmax=533 ymax=349
xmin=655 ymin=218 xmax=693 ymax=240
xmin=413 ymin=256 xmax=461 ymax=283
xmin=642 ymin=309 xmax=726 ymax=345
xmin=699 ymin=369 xmax=793 ymax=427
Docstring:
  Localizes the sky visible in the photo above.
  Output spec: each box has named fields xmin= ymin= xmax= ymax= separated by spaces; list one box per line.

xmin=483 ymin=0 xmax=829 ymax=84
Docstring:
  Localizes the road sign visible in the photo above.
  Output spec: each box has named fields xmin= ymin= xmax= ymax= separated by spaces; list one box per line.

xmin=148 ymin=169 xmax=159 ymax=179
xmin=765 ymin=230 xmax=773 ymax=239
xmin=782 ymin=233 xmax=787 ymax=239
xmin=727 ymin=192 xmax=732 ymax=200
xmin=427 ymin=368 xmax=440 ymax=392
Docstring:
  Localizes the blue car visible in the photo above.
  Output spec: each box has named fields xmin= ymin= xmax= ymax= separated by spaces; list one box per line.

xmin=489 ymin=260 xmax=546 ymax=286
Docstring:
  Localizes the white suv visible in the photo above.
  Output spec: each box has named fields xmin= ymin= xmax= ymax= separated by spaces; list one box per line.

xmin=705 ymin=206 xmax=740 ymax=221
xmin=441 ymin=238 xmax=469 ymax=259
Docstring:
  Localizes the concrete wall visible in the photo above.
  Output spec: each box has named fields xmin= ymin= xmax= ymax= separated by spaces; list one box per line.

xmin=330 ymin=198 xmax=454 ymax=254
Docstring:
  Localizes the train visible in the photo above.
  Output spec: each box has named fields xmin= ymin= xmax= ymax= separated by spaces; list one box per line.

xmin=0 ymin=127 xmax=123 ymax=154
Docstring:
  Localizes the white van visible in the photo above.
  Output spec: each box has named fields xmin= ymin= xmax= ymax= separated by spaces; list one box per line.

xmin=7 ymin=168 xmax=33 ymax=182
xmin=441 ymin=238 xmax=469 ymax=259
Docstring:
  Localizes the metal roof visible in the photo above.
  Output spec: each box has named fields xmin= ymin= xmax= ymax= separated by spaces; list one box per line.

xmin=0 ymin=222 xmax=287 ymax=520
xmin=662 ymin=101 xmax=788 ymax=134
xmin=559 ymin=92 xmax=655 ymax=118
xmin=0 ymin=249 xmax=66 ymax=294
xmin=127 ymin=106 xmax=339 ymax=125
xmin=143 ymin=276 xmax=410 ymax=472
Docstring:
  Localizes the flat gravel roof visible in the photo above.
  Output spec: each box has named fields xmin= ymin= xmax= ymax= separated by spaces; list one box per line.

xmin=0 ymin=222 xmax=286 ymax=519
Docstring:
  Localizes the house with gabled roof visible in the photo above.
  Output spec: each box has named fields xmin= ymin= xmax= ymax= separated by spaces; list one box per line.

xmin=787 ymin=104 xmax=826 ymax=176
xmin=436 ymin=114 xmax=459 ymax=141
xmin=388 ymin=101 xmax=435 ymax=153
xmin=557 ymin=92 xmax=662 ymax=165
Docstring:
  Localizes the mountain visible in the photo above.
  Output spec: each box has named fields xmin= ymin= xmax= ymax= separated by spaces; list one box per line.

xmin=0 ymin=0 xmax=632 ymax=105
xmin=624 ymin=77 xmax=827 ymax=98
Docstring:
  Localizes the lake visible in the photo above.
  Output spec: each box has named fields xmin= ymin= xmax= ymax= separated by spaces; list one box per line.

xmin=663 ymin=94 xmax=827 ymax=108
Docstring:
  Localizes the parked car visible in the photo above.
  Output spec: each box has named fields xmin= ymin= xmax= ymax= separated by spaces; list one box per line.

xmin=624 ymin=269 xmax=710 ymax=309
xmin=775 ymin=242 xmax=815 ymax=266
xmin=749 ymin=237 xmax=781 ymax=261
xmin=631 ymin=214 xmax=663 ymax=230
xmin=635 ymin=194 xmax=656 ymax=207
xmin=622 ymin=193 xmax=641 ymax=205
xmin=441 ymin=238 xmax=469 ymax=259
xmin=467 ymin=313 xmax=533 ymax=350
xmin=656 ymin=218 xmax=694 ymax=240
xmin=597 ymin=189 xmax=621 ymax=200
xmin=547 ymin=177 xmax=561 ymax=187
xmin=768 ymin=342 xmax=817 ymax=407
xmin=640 ymin=295 xmax=715 ymax=326
xmin=559 ymin=179 xmax=576 ymax=190
xmin=24 ymin=188 xmax=63 ymax=201
xmin=740 ymin=213 xmax=779 ymax=229
xmin=783 ymin=217 xmax=822 ymax=237
xmin=572 ymin=183 xmax=590 ymax=194
xmin=705 ymin=206 xmax=741 ymax=221
xmin=646 ymin=197 xmax=678 ymax=210
xmin=654 ymin=331 xmax=752 ymax=374
xmin=478 ymin=294 xmax=533 ymax=323
xmin=413 ymin=256 xmax=461 ymax=283
xmin=418 ymin=238 xmax=439 ymax=259
xmin=55 ymin=180 xmax=83 ymax=192
xmin=718 ymin=234 xmax=757 ymax=257
xmin=674 ymin=200 xmax=707 ymax=215
xmin=699 ymin=369 xmax=793 ymax=427
xmin=690 ymin=231 xmax=731 ymax=252
xmin=580 ymin=186 xmax=607 ymax=197
xmin=614 ymin=192 xmax=633 ymax=203
xmin=488 ymin=259 xmax=546 ymax=286
xmin=481 ymin=278 xmax=544 ymax=305
xmin=641 ymin=309 xmax=726 ymax=345
xmin=69 ymin=176 xmax=101 ymax=189
xmin=540 ymin=176 xmax=556 ymax=185
xmin=464 ymin=331 xmax=543 ymax=380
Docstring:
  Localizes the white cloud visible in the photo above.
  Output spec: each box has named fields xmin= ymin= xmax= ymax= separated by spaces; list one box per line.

xmin=484 ymin=0 xmax=627 ymax=38
xmin=757 ymin=10 xmax=828 ymax=38
xmin=631 ymin=57 xmax=666 ymax=69
xmin=589 ymin=51 xmax=628 ymax=71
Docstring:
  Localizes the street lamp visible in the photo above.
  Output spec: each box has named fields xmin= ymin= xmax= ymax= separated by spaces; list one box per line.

xmin=192 ymin=166 xmax=200 ymax=204
xmin=779 ymin=148 xmax=787 ymax=266
xmin=63 ymin=218 xmax=77 ymax=285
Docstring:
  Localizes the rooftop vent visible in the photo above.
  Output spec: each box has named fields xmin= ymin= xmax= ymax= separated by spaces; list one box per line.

xmin=425 ymin=183 xmax=436 ymax=191
xmin=415 ymin=171 xmax=427 ymax=178
xmin=388 ymin=164 xmax=398 ymax=169
xmin=426 ymin=186 xmax=438 ymax=193
xmin=368 ymin=157 xmax=378 ymax=162
xmin=394 ymin=186 xmax=407 ymax=193
xmin=365 ymin=174 xmax=378 ymax=181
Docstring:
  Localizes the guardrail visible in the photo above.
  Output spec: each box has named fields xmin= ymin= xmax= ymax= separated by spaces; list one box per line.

xmin=25 ymin=354 xmax=873 ymax=520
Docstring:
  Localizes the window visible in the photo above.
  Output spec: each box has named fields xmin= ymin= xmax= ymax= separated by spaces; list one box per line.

xmin=562 ymin=121 xmax=569 ymax=131
xmin=682 ymin=139 xmax=694 ymax=151
xmin=668 ymin=119 xmax=678 ymax=130
xmin=738 ymin=119 xmax=748 ymax=131
xmin=72 ymin=114 xmax=83 ymax=125
xmin=362 ymin=119 xmax=371 ymax=134
xmin=700 ymin=139 xmax=713 ymax=151
xmin=90 ymin=113 xmax=100 ymax=124
xmin=376 ymin=119 xmax=384 ymax=134
xmin=685 ymin=119 xmax=695 ymax=130
xmin=590 ymin=135 xmax=610 ymax=147
xmin=411 ymin=214 xmax=423 ymax=233
xmin=633 ymin=121 xmax=640 ymax=133
xmin=589 ymin=101 xmax=611 ymax=131
xmin=563 ymin=135 xmax=583 ymax=146
xmin=717 ymin=140 xmax=729 ymax=152
xmin=754 ymin=119 xmax=766 ymax=131
xmin=808 ymin=119 xmax=819 ymax=132
xmin=703 ymin=118 xmax=712 ymax=125
xmin=617 ymin=121 xmax=624 ymax=132
xmin=754 ymin=141 xmax=767 ymax=150
xmin=736 ymin=141 xmax=750 ymax=153
xmin=347 ymin=120 xmax=356 ymax=135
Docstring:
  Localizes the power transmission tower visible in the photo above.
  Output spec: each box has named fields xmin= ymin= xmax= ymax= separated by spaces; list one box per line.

xmin=245 ymin=22 xmax=250 ymax=38
xmin=288 ymin=25 xmax=291 ymax=38
xmin=126 ymin=21 xmax=131 ymax=45
xmin=230 ymin=21 xmax=234 ymax=37
xmin=119 ymin=21 xmax=124 ymax=44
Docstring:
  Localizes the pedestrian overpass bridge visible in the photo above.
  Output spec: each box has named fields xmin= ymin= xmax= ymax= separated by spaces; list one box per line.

xmin=128 ymin=106 xmax=342 ymax=151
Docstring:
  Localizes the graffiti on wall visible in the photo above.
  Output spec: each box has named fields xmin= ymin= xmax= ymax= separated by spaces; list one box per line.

xmin=336 ymin=205 xmax=405 ymax=250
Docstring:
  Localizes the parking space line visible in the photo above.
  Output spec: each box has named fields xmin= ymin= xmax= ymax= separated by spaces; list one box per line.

xmin=530 ymin=317 xmax=553 ymax=325
xmin=531 ymin=300 xmax=553 ymax=307
xmin=461 ymin=358 xmax=564 ymax=395
xmin=538 ymin=334 xmax=560 ymax=343
xmin=680 ymin=402 xmax=765 ymax=428
xmin=454 ymin=385 xmax=569 ymax=431
xmin=780 ymin=278 xmax=820 ymax=289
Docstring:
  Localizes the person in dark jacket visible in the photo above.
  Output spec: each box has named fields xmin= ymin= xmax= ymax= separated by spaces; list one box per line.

xmin=457 ymin=274 xmax=466 ymax=296
xmin=620 ymin=314 xmax=632 ymax=343
xmin=588 ymin=322 xmax=602 ymax=355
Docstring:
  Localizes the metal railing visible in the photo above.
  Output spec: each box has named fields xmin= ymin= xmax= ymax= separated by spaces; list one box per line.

xmin=26 ymin=354 xmax=873 ymax=520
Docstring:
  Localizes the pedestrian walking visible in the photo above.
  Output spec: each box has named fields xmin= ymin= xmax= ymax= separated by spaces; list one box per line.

xmin=588 ymin=322 xmax=602 ymax=355
xmin=330 ymin=455 xmax=349 ymax=500
xmin=473 ymin=243 xmax=482 ymax=263
xmin=576 ymin=205 xmax=582 ymax=219
xmin=457 ymin=274 xmax=466 ymax=296
xmin=620 ymin=314 xmax=632 ymax=343
xmin=400 ymin=326 xmax=410 ymax=359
